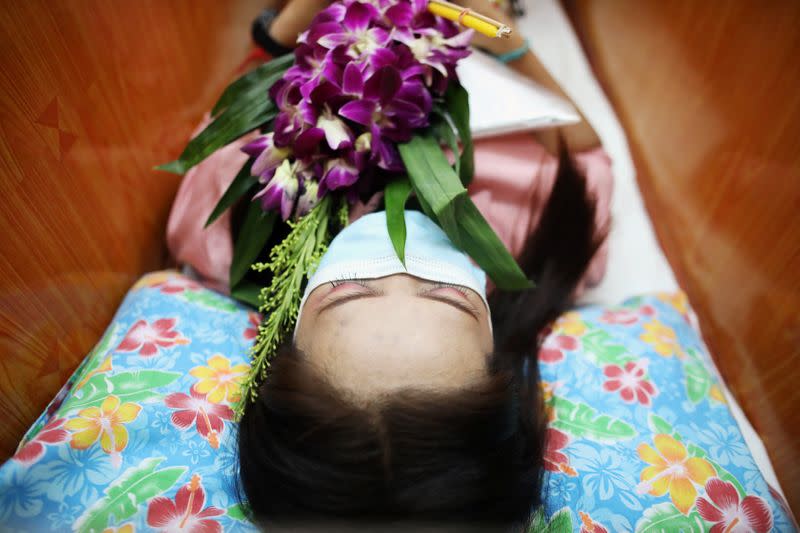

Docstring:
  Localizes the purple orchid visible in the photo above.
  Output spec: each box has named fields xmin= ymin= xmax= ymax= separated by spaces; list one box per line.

xmin=338 ymin=65 xmax=430 ymax=169
xmin=254 ymin=159 xmax=305 ymax=220
xmin=242 ymin=133 xmax=292 ymax=180
xmin=317 ymin=2 xmax=391 ymax=60
xmin=319 ymin=154 xmax=361 ymax=196
xmin=247 ymin=0 xmax=472 ymax=218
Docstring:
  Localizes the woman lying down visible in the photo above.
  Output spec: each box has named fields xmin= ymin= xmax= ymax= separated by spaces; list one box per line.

xmin=209 ymin=1 xmax=613 ymax=531
xmin=236 ymin=157 xmax=606 ymax=533
xmin=163 ymin=0 xmax=612 ymax=530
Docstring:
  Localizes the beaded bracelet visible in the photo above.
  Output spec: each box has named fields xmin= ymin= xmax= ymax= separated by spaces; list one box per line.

xmin=495 ymin=38 xmax=530 ymax=64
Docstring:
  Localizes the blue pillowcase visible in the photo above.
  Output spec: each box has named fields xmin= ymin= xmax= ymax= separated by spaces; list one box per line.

xmin=0 ymin=271 xmax=794 ymax=532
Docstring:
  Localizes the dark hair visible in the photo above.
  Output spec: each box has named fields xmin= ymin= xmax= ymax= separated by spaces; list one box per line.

xmin=236 ymin=146 xmax=605 ymax=532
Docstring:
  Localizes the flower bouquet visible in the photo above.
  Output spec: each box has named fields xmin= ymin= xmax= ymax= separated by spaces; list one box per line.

xmin=159 ymin=0 xmax=529 ymax=412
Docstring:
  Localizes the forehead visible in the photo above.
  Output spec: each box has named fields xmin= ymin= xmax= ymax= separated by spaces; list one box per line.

xmin=296 ymin=288 xmax=492 ymax=397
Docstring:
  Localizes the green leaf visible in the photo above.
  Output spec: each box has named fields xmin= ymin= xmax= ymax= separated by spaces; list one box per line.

xmin=76 ymin=457 xmax=186 ymax=533
xmin=211 ymin=54 xmax=294 ymax=117
xmin=454 ymin=198 xmax=531 ymax=289
xmin=683 ymin=360 xmax=712 ymax=404
xmin=230 ymin=200 xmax=278 ymax=287
xmin=68 ymin=325 xmax=117 ymax=390
xmin=231 ymin=280 xmax=263 ymax=308
xmin=432 ymin=114 xmax=461 ymax=176
xmin=648 ymin=414 xmax=675 ymax=436
xmin=157 ymin=56 xmax=293 ymax=175
xmin=528 ymin=507 xmax=573 ymax=533
xmin=227 ymin=503 xmax=250 ymax=521
xmin=156 ymin=102 xmax=275 ymax=175
xmin=182 ymin=289 xmax=239 ymax=312
xmin=205 ymin=160 xmax=257 ymax=228
xmin=551 ymin=396 xmax=637 ymax=442
xmin=580 ymin=329 xmax=634 ymax=367
xmin=635 ymin=503 xmax=705 ymax=533
xmin=444 ymin=83 xmax=474 ymax=185
xmin=398 ymin=135 xmax=530 ymax=290
xmin=61 ymin=370 xmax=181 ymax=412
xmin=399 ymin=134 xmax=467 ymax=215
xmin=385 ymin=177 xmax=412 ymax=265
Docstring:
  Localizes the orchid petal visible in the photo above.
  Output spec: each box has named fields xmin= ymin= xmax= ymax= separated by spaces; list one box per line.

xmin=365 ymin=66 xmax=402 ymax=103
xmin=317 ymin=107 xmax=353 ymax=150
xmin=343 ymin=1 xmax=378 ymax=33
xmin=339 ymin=100 xmax=376 ymax=126
xmin=342 ymin=62 xmax=364 ymax=95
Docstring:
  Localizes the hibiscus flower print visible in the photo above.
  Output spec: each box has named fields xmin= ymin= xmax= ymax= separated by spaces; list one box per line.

xmin=539 ymin=335 xmax=579 ymax=364
xmin=602 ymin=359 xmax=659 ymax=406
xmin=637 ymin=434 xmax=716 ymax=514
xmin=189 ymin=354 xmax=250 ymax=404
xmin=134 ymin=272 xmax=201 ymax=294
xmin=147 ymin=474 xmax=223 ymax=532
xmin=640 ymin=320 xmax=686 ymax=359
xmin=600 ymin=305 xmax=654 ymax=326
xmin=116 ymin=318 xmax=189 ymax=357
xmin=64 ymin=395 xmax=141 ymax=467
xmin=696 ymin=478 xmax=773 ymax=532
xmin=12 ymin=418 xmax=69 ymax=465
xmin=165 ymin=388 xmax=234 ymax=449
xmin=243 ymin=311 xmax=261 ymax=341
xmin=543 ymin=428 xmax=577 ymax=476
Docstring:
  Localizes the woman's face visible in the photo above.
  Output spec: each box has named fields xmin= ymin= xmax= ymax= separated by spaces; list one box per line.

xmin=295 ymin=274 xmax=494 ymax=398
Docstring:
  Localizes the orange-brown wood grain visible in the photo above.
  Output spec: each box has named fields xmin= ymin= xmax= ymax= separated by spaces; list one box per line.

xmin=0 ymin=0 xmax=266 ymax=458
xmin=566 ymin=0 xmax=800 ymax=511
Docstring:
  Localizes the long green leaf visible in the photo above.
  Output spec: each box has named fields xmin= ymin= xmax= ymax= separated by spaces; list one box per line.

xmin=432 ymin=115 xmax=460 ymax=176
xmin=399 ymin=135 xmax=529 ymax=290
xmin=230 ymin=200 xmax=277 ymax=287
xmin=550 ymin=396 xmax=637 ymax=442
xmin=444 ymin=83 xmax=474 ymax=185
xmin=76 ymin=457 xmax=186 ymax=533
xmin=454 ymin=199 xmax=530 ymax=289
xmin=385 ymin=177 xmax=412 ymax=265
xmin=230 ymin=280 xmax=263 ymax=308
xmin=399 ymin=134 xmax=467 ymax=214
xmin=205 ymin=160 xmax=257 ymax=228
xmin=212 ymin=54 xmax=294 ymax=117
xmin=399 ymin=134 xmax=466 ymax=247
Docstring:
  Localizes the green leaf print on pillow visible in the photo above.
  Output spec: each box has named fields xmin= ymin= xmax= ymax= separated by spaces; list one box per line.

xmin=529 ymin=507 xmax=573 ymax=533
xmin=550 ymin=396 xmax=637 ymax=442
xmin=75 ymin=457 xmax=186 ymax=533
xmin=580 ymin=329 xmax=636 ymax=367
xmin=635 ymin=503 xmax=705 ymax=533
xmin=182 ymin=289 xmax=240 ymax=313
xmin=59 ymin=370 xmax=181 ymax=414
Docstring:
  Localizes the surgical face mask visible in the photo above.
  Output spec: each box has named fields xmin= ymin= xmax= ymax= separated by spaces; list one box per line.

xmin=298 ymin=210 xmax=489 ymax=323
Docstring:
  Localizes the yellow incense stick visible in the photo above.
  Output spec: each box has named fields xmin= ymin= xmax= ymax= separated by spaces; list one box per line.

xmin=427 ymin=0 xmax=512 ymax=39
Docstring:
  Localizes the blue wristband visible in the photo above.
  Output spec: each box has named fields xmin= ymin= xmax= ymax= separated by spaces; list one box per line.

xmin=495 ymin=38 xmax=530 ymax=64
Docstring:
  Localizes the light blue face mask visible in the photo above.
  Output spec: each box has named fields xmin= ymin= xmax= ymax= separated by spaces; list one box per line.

xmin=299 ymin=210 xmax=489 ymax=314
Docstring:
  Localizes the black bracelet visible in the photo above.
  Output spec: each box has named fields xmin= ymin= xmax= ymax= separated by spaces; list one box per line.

xmin=251 ymin=8 xmax=294 ymax=57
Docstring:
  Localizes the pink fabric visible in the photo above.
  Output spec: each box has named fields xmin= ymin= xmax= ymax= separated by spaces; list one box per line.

xmin=166 ymin=115 xmax=259 ymax=293
xmin=166 ymin=130 xmax=613 ymax=293
xmin=469 ymin=133 xmax=612 ymax=291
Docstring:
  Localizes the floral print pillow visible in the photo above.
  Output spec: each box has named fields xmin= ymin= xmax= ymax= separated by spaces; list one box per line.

xmin=0 ymin=271 xmax=795 ymax=532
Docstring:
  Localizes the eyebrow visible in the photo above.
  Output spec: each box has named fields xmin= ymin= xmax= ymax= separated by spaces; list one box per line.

xmin=316 ymin=287 xmax=479 ymax=321
xmin=418 ymin=292 xmax=480 ymax=321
